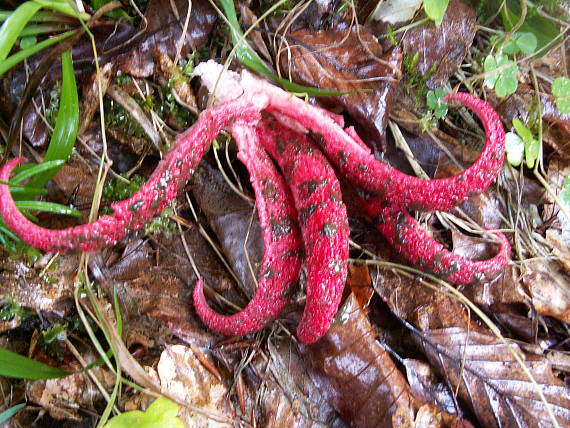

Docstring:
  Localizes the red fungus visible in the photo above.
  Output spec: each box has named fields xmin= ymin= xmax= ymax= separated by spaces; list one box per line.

xmin=257 ymin=117 xmax=349 ymax=344
xmin=0 ymin=62 xmax=511 ymax=343
xmin=193 ymin=123 xmax=302 ymax=335
xmin=361 ymin=196 xmax=510 ymax=284
xmin=0 ymin=98 xmax=265 ymax=252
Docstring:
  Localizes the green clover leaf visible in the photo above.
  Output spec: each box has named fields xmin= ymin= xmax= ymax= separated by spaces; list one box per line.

xmin=505 ymin=132 xmax=524 ymax=167
xmin=502 ymin=32 xmax=537 ymax=55
xmin=423 ymin=0 xmax=449 ymax=26
xmin=552 ymin=77 xmax=570 ymax=114
xmin=426 ymin=88 xmax=448 ymax=119
xmin=484 ymin=54 xmax=518 ymax=98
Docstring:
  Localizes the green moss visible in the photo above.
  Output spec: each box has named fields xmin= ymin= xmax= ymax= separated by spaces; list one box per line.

xmin=103 ymin=174 xmax=145 ymax=203
xmin=0 ymin=301 xmax=33 ymax=322
xmin=403 ymin=52 xmax=438 ymax=106
xmin=45 ymin=81 xmax=61 ymax=128
xmin=39 ymin=323 xmax=67 ymax=359
xmin=144 ymin=205 xmax=178 ymax=237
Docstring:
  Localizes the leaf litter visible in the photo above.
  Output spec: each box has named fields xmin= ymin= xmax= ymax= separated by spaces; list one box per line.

xmin=1 ymin=0 xmax=570 ymax=427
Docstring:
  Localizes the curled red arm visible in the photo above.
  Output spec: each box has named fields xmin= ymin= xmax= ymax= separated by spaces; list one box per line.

xmin=361 ymin=196 xmax=510 ymax=284
xmin=0 ymin=98 xmax=266 ymax=253
xmin=260 ymin=90 xmax=505 ymax=212
xmin=257 ymin=118 xmax=349 ymax=344
xmin=192 ymin=123 xmax=302 ymax=335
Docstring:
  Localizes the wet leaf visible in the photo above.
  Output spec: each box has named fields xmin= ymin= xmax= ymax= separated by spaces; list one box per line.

xmin=400 ymin=0 xmax=476 ymax=89
xmin=523 ymin=259 xmax=570 ymax=324
xmin=346 ymin=263 xmax=374 ymax=308
xmin=402 ymin=359 xmax=456 ymax=414
xmin=248 ymin=340 xmax=345 ymax=426
xmin=116 ymin=0 xmax=217 ymax=78
xmin=191 ymin=161 xmax=263 ymax=296
xmin=301 ymin=293 xmax=418 ymax=427
xmin=416 ymin=327 xmax=570 ymax=427
xmin=279 ymin=25 xmax=402 ymax=154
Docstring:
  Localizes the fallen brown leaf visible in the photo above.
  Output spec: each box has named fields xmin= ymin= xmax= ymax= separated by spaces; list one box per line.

xmin=278 ymin=24 xmax=402 ymax=154
xmin=301 ymin=293 xmax=418 ymax=427
xmin=416 ymin=327 xmax=570 ymax=427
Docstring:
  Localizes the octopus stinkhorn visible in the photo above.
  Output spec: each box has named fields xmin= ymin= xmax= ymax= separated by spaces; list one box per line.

xmin=0 ymin=61 xmax=510 ymax=343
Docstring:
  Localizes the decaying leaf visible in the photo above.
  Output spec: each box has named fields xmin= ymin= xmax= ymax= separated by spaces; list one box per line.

xmin=402 ymin=359 xmax=457 ymax=415
xmin=522 ymin=259 xmax=570 ymax=324
xmin=0 ymin=254 xmax=79 ymax=318
xmin=415 ymin=327 xmax=570 ymax=427
xmin=147 ymin=344 xmax=232 ymax=427
xmin=301 ymin=293 xmax=418 ymax=427
xmin=191 ymin=161 xmax=263 ymax=297
xmin=91 ymin=224 xmax=236 ymax=346
xmin=116 ymin=0 xmax=217 ymax=78
xmin=400 ymin=0 xmax=476 ymax=89
xmin=278 ymin=24 xmax=402 ymax=154
xmin=27 ymin=350 xmax=114 ymax=421
xmin=247 ymin=339 xmax=346 ymax=427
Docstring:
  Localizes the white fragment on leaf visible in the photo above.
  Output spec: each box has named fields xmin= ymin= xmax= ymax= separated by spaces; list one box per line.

xmin=370 ymin=0 xmax=423 ymax=24
xmin=149 ymin=344 xmax=230 ymax=428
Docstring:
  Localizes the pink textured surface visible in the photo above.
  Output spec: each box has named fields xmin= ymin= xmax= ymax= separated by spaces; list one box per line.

xmin=0 ymin=98 xmax=264 ymax=252
xmin=261 ymin=90 xmax=505 ymax=212
xmin=258 ymin=118 xmax=349 ymax=344
xmin=361 ymin=197 xmax=510 ymax=284
xmin=0 ymin=60 xmax=511 ymax=343
xmin=192 ymin=123 xmax=302 ymax=335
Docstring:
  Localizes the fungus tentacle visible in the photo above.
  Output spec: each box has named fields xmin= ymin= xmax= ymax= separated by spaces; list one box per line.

xmin=257 ymin=118 xmax=349 ymax=344
xmin=361 ymin=196 xmax=510 ymax=284
xmin=192 ymin=123 xmax=302 ymax=335
xmin=0 ymin=98 xmax=266 ymax=253
xmin=264 ymin=90 xmax=505 ymax=212
xmin=195 ymin=63 xmax=505 ymax=212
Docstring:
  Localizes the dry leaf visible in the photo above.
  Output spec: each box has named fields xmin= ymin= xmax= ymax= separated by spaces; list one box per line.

xmin=400 ymin=0 xmax=476 ymax=89
xmin=246 ymin=340 xmax=345 ymax=427
xmin=278 ymin=24 xmax=401 ymax=154
xmin=301 ymin=293 xmax=418 ymax=427
xmin=149 ymin=345 xmax=232 ymax=427
xmin=523 ymin=259 xmax=570 ymax=324
xmin=416 ymin=327 xmax=570 ymax=427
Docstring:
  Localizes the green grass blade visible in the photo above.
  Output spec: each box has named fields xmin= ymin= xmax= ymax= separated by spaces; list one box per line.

xmin=9 ymin=160 xmax=65 ymax=184
xmin=15 ymin=200 xmax=81 ymax=216
xmin=0 ymin=1 xmax=42 ymax=62
xmin=20 ymin=23 xmax=69 ymax=36
xmin=0 ymin=220 xmax=21 ymax=242
xmin=32 ymin=0 xmax=89 ymax=20
xmin=0 ymin=10 xmax=72 ymax=23
xmin=0 ymin=348 xmax=70 ymax=379
xmin=0 ymin=403 xmax=26 ymax=423
xmin=28 ymin=49 xmax=78 ymax=188
xmin=0 ymin=180 xmax=47 ymax=195
xmin=0 ymin=30 xmax=74 ymax=77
